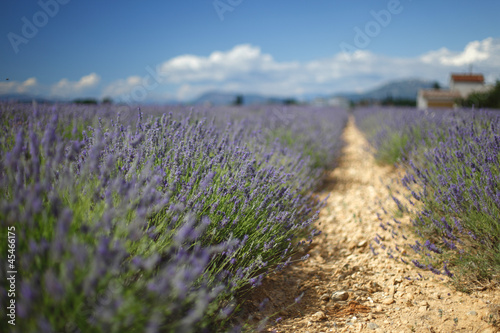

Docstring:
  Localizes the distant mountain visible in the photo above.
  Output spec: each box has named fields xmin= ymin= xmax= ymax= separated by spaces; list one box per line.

xmin=190 ymin=91 xmax=288 ymax=106
xmin=334 ymin=79 xmax=438 ymax=102
xmin=0 ymin=78 xmax=441 ymax=106
xmin=0 ymin=93 xmax=57 ymax=104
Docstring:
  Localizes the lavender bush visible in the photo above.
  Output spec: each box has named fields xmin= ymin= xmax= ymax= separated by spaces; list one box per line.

xmin=355 ymin=107 xmax=500 ymax=282
xmin=0 ymin=102 xmax=346 ymax=332
xmin=354 ymin=107 xmax=455 ymax=165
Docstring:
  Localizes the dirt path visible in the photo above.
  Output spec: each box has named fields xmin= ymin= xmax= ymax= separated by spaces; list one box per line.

xmin=244 ymin=116 xmax=500 ymax=332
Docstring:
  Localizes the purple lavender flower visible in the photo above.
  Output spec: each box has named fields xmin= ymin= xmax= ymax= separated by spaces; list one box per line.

xmin=442 ymin=237 xmax=457 ymax=250
xmin=258 ymin=298 xmax=269 ymax=310
xmin=412 ymin=259 xmax=426 ymax=269
xmin=424 ymin=240 xmax=442 ymax=254
xmin=295 ymin=293 xmax=304 ymax=304
xmin=443 ymin=262 xmax=454 ymax=277
xmin=427 ymin=264 xmax=441 ymax=275
xmin=369 ymin=243 xmax=378 ymax=256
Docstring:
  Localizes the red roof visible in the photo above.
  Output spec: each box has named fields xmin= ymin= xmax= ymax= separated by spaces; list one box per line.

xmin=451 ymin=74 xmax=484 ymax=83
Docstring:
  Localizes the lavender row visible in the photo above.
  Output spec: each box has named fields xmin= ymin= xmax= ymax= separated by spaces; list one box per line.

xmin=355 ymin=107 xmax=500 ymax=282
xmin=0 ymin=102 xmax=346 ymax=332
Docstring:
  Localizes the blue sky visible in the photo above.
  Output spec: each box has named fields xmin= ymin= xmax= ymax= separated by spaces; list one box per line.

xmin=1 ymin=0 xmax=500 ymax=102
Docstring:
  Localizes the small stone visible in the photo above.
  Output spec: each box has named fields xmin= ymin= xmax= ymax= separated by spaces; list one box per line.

xmin=467 ymin=311 xmax=477 ymax=316
xmin=312 ymin=311 xmax=327 ymax=321
xmin=367 ymin=322 xmax=379 ymax=330
xmin=320 ymin=294 xmax=330 ymax=302
xmin=331 ymin=291 xmax=349 ymax=302
xmin=357 ymin=240 xmax=367 ymax=248
xmin=382 ymin=298 xmax=395 ymax=305
xmin=419 ymin=305 xmax=427 ymax=313
xmin=368 ymin=281 xmax=382 ymax=292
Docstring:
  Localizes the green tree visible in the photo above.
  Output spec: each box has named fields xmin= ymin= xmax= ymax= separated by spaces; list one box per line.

xmin=283 ymin=98 xmax=298 ymax=105
xmin=459 ymin=80 xmax=500 ymax=109
xmin=101 ymin=96 xmax=113 ymax=104
xmin=73 ymin=98 xmax=98 ymax=105
xmin=233 ymin=95 xmax=244 ymax=106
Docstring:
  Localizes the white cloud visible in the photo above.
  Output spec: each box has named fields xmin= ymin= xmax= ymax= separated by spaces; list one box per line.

xmin=175 ymin=84 xmax=217 ymax=101
xmin=7 ymin=38 xmax=500 ymax=102
xmin=0 ymin=74 xmax=102 ymax=99
xmin=0 ymin=77 xmax=39 ymax=95
xmin=159 ymin=44 xmax=299 ymax=85
xmin=21 ymin=77 xmax=37 ymax=88
xmin=50 ymin=72 xmax=100 ymax=98
xmin=102 ymin=76 xmax=142 ymax=97
xmin=0 ymin=82 xmax=16 ymax=95
xmin=148 ymin=38 xmax=500 ymax=100
xmin=420 ymin=38 xmax=497 ymax=66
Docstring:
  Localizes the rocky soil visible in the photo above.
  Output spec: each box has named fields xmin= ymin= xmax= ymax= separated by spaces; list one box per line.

xmin=241 ymin=116 xmax=500 ymax=333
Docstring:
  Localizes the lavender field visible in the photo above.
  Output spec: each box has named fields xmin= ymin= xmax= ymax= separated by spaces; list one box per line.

xmin=355 ymin=107 xmax=500 ymax=285
xmin=0 ymin=102 xmax=346 ymax=332
xmin=3 ymin=101 xmax=500 ymax=332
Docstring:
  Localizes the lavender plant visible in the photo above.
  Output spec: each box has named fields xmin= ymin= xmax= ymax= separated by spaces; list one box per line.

xmin=355 ymin=106 xmax=500 ymax=283
xmin=354 ymin=106 xmax=453 ymax=165
xmin=0 ymin=102 xmax=346 ymax=332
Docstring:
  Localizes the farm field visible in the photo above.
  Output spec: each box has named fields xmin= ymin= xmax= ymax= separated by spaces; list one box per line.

xmin=2 ymin=103 xmax=500 ymax=332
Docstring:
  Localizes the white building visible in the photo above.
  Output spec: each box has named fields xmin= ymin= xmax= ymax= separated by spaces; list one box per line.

xmin=449 ymin=73 xmax=490 ymax=97
xmin=417 ymin=73 xmax=492 ymax=109
xmin=417 ymin=89 xmax=461 ymax=109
